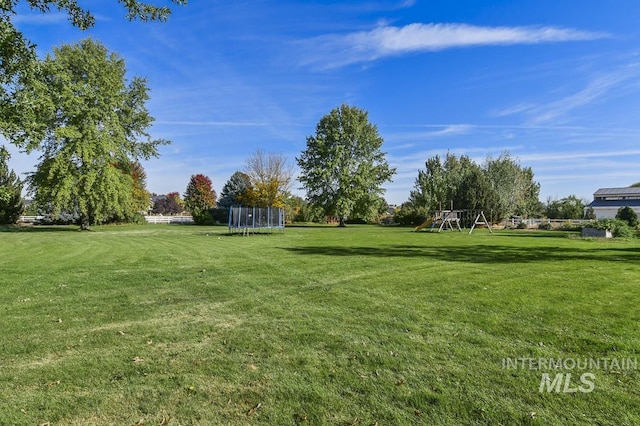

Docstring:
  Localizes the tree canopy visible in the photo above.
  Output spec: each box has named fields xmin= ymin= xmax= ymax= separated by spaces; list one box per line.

xmin=297 ymin=104 xmax=395 ymax=226
xmin=1 ymin=1 xmax=186 ymax=138
xmin=9 ymin=39 xmax=166 ymax=229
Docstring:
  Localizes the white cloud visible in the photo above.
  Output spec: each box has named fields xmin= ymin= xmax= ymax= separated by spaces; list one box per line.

xmin=299 ymin=23 xmax=607 ymax=69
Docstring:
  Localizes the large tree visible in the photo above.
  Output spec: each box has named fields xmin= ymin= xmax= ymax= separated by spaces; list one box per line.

xmin=297 ymin=104 xmax=396 ymax=226
xmin=183 ymin=174 xmax=216 ymax=224
xmin=0 ymin=145 xmax=24 ymax=224
xmin=9 ymin=39 xmax=167 ymax=229
xmin=1 ymin=1 xmax=186 ymax=139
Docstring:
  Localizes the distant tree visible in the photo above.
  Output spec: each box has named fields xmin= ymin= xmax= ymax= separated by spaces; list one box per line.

xmin=152 ymin=193 xmax=182 ymax=215
xmin=631 ymin=182 xmax=640 ymax=187
xmin=409 ymin=155 xmax=447 ymax=211
xmin=616 ymin=206 xmax=639 ymax=228
xmin=484 ymin=152 xmax=539 ymax=221
xmin=545 ymin=195 xmax=586 ymax=219
xmin=243 ymin=150 xmax=293 ymax=208
xmin=0 ymin=146 xmax=24 ymax=224
xmin=184 ymin=174 xmax=216 ymax=224
xmin=8 ymin=39 xmax=166 ymax=230
xmin=584 ymin=206 xmax=596 ymax=220
xmin=457 ymin=164 xmax=499 ymax=212
xmin=110 ymin=161 xmax=151 ymax=222
xmin=218 ymin=171 xmax=251 ymax=208
xmin=297 ymin=104 xmax=396 ymax=226
xmin=1 ymin=1 xmax=186 ymax=143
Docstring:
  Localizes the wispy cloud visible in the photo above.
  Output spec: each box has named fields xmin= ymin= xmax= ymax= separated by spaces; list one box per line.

xmin=156 ymin=120 xmax=269 ymax=127
xmin=298 ymin=23 xmax=607 ymax=69
xmin=384 ymin=124 xmax=473 ymax=142
xmin=529 ymin=65 xmax=640 ymax=124
xmin=12 ymin=12 xmax=68 ymax=25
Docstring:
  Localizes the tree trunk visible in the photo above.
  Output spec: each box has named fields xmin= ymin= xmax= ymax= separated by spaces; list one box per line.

xmin=338 ymin=216 xmax=347 ymax=227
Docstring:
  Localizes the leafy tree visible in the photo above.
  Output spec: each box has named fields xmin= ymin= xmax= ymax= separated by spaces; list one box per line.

xmin=409 ymin=154 xmax=446 ymax=211
xmin=111 ymin=160 xmax=151 ymax=221
xmin=184 ymin=174 xmax=216 ymax=224
xmin=546 ymin=195 xmax=586 ymax=220
xmin=218 ymin=171 xmax=251 ymax=208
xmin=297 ymin=104 xmax=396 ymax=226
xmin=152 ymin=192 xmax=182 ymax=215
xmin=1 ymin=1 xmax=186 ymax=140
xmin=0 ymin=145 xmax=24 ymax=224
xmin=7 ymin=39 xmax=166 ymax=229
xmin=243 ymin=150 xmax=292 ymax=208
xmin=616 ymin=206 xmax=639 ymax=228
xmin=631 ymin=182 xmax=640 ymax=187
xmin=484 ymin=152 xmax=539 ymax=221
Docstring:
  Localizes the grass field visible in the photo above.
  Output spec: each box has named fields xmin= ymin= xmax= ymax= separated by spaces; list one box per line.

xmin=1 ymin=224 xmax=639 ymax=425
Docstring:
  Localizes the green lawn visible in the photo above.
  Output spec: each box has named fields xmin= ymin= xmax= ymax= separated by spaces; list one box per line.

xmin=1 ymin=224 xmax=639 ymax=425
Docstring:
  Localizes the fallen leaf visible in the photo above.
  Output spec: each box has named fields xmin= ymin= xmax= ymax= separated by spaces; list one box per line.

xmin=147 ymin=340 xmax=153 ymax=345
xmin=159 ymin=416 xmax=171 ymax=426
xmin=118 ymin=331 xmax=126 ymax=336
xmin=530 ymin=412 xmax=537 ymax=419
xmin=133 ymin=357 xmax=144 ymax=363
xmin=248 ymin=364 xmax=258 ymax=371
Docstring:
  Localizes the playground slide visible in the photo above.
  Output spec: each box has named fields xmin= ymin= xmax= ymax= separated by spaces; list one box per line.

xmin=414 ymin=218 xmax=434 ymax=231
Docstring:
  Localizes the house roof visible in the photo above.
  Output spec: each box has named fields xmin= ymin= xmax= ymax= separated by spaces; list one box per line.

xmin=593 ymin=187 xmax=640 ymax=197
xmin=588 ymin=199 xmax=640 ymax=208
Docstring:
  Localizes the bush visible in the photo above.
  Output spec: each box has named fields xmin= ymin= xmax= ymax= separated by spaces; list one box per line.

xmin=516 ymin=221 xmax=528 ymax=229
xmin=560 ymin=221 xmax=581 ymax=232
xmin=587 ymin=218 xmax=634 ymax=238
xmin=616 ymin=206 xmax=638 ymax=228
xmin=393 ymin=205 xmax=428 ymax=226
xmin=537 ymin=222 xmax=552 ymax=230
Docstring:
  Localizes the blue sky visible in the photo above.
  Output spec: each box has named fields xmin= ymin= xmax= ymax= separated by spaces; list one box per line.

xmin=7 ymin=0 xmax=640 ymax=205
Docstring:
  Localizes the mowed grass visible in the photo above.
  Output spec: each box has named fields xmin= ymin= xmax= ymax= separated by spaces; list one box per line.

xmin=1 ymin=224 xmax=639 ymax=425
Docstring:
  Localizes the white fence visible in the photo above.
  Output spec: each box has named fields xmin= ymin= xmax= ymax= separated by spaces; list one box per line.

xmin=144 ymin=215 xmax=194 ymax=224
xmin=18 ymin=215 xmax=194 ymax=224
xmin=504 ymin=218 xmax=591 ymax=227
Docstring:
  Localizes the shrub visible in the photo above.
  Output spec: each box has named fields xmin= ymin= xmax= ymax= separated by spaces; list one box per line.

xmin=393 ymin=205 xmax=428 ymax=226
xmin=537 ymin=222 xmax=552 ymax=230
xmin=587 ymin=218 xmax=634 ymax=238
xmin=560 ymin=221 xmax=581 ymax=232
xmin=616 ymin=206 xmax=638 ymax=228
xmin=516 ymin=221 xmax=528 ymax=229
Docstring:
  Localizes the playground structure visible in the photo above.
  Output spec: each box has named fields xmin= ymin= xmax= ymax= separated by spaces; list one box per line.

xmin=228 ymin=207 xmax=285 ymax=235
xmin=415 ymin=209 xmax=492 ymax=234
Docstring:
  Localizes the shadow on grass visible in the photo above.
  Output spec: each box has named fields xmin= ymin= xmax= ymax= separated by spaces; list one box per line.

xmin=281 ymin=243 xmax=640 ymax=264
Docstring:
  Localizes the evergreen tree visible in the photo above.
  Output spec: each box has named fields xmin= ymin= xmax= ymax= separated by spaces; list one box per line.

xmin=218 ymin=171 xmax=251 ymax=208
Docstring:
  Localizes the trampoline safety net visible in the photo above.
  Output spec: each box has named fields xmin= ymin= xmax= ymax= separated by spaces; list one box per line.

xmin=228 ymin=207 xmax=285 ymax=235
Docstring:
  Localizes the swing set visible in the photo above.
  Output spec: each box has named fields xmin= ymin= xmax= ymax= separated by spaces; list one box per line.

xmin=414 ymin=204 xmax=492 ymax=234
